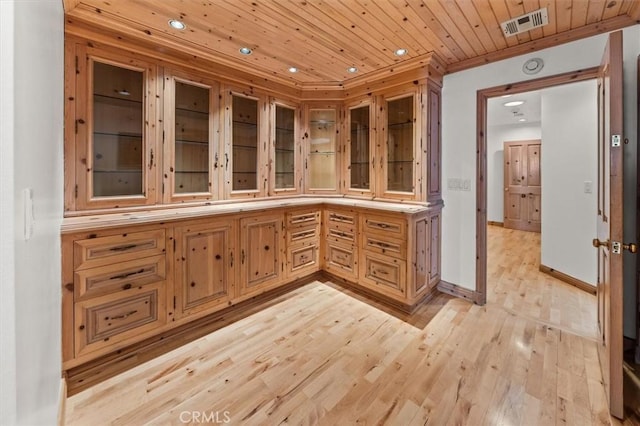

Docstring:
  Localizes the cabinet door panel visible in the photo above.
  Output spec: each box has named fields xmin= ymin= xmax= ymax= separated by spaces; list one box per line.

xmin=361 ymin=252 xmax=406 ymax=300
xmin=414 ymin=218 xmax=429 ymax=295
xmin=240 ymin=214 xmax=283 ymax=295
xmin=429 ymin=214 xmax=441 ymax=286
xmin=183 ymin=232 xmax=228 ymax=308
xmin=325 ymin=242 xmax=357 ymax=279
xmin=176 ymin=222 xmax=235 ymax=318
xmin=75 ymin=284 xmax=165 ymax=357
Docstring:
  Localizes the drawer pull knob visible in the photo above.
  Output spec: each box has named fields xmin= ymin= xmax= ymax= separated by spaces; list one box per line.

xmin=110 ymin=244 xmax=138 ymax=252
xmin=109 ymin=310 xmax=138 ymax=320
xmin=374 ymin=269 xmax=389 ymax=275
xmin=264 ymin=245 xmax=270 ymax=251
xmin=110 ymin=268 xmax=145 ymax=280
xmin=375 ymin=223 xmax=390 ymax=229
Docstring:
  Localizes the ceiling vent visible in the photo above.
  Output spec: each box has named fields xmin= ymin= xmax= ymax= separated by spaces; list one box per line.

xmin=501 ymin=8 xmax=549 ymax=37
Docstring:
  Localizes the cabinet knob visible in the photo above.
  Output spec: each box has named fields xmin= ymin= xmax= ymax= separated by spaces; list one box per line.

xmin=264 ymin=245 xmax=270 ymax=251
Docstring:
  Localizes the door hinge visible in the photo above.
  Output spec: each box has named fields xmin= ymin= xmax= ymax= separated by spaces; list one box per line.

xmin=612 ymin=241 xmax=621 ymax=254
xmin=162 ymin=182 xmax=165 ymax=194
xmin=162 ymin=130 xmax=165 ymax=142
xmin=75 ymin=56 xmax=79 ymax=73
xmin=173 ymin=238 xmax=176 ymax=251
xmin=74 ymin=184 xmax=78 ymax=198
xmin=173 ymin=296 xmax=176 ymax=310
xmin=612 ymin=135 xmax=621 ymax=147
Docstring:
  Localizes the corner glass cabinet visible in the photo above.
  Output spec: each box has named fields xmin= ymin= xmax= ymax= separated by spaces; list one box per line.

xmin=274 ymin=104 xmax=296 ymax=191
xmin=307 ymin=108 xmax=337 ymax=191
xmin=386 ymin=95 xmax=414 ymax=193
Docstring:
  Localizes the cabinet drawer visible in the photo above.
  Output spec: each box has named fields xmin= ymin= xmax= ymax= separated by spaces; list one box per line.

xmin=326 ymin=227 xmax=356 ymax=245
xmin=287 ymin=210 xmax=320 ymax=226
xmin=75 ymin=284 xmax=165 ymax=357
xmin=361 ymin=253 xmax=406 ymax=298
xmin=362 ymin=235 xmax=406 ymax=259
xmin=75 ymin=255 xmax=166 ymax=300
xmin=325 ymin=243 xmax=357 ymax=279
xmin=363 ymin=215 xmax=406 ymax=239
xmin=289 ymin=244 xmax=319 ymax=272
xmin=326 ymin=210 xmax=357 ymax=227
xmin=74 ymin=229 xmax=166 ymax=270
xmin=287 ymin=224 xmax=320 ymax=246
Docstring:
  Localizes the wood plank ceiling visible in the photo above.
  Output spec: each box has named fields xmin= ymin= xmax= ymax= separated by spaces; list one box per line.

xmin=64 ymin=0 xmax=640 ymax=89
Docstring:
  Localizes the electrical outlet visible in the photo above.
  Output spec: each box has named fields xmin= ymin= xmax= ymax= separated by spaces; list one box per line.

xmin=462 ymin=179 xmax=471 ymax=191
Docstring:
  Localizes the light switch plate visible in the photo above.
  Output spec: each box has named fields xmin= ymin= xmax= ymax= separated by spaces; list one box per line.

xmin=584 ymin=181 xmax=593 ymax=194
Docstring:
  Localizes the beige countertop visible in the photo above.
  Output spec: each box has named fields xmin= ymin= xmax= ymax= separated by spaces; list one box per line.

xmin=61 ymin=196 xmax=443 ymax=233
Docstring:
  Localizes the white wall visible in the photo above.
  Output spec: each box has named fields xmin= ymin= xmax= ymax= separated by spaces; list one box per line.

xmin=0 ymin=1 xmax=65 ymax=424
xmin=442 ymin=25 xmax=639 ymax=337
xmin=487 ymin=123 xmax=542 ymax=223
xmin=0 ymin=1 xmax=17 ymax=424
xmin=540 ymin=81 xmax=598 ymax=285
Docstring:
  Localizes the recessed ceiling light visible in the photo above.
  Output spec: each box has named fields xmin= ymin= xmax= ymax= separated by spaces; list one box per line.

xmin=239 ymin=47 xmax=252 ymax=55
xmin=168 ymin=19 xmax=186 ymax=30
xmin=394 ymin=48 xmax=408 ymax=56
xmin=504 ymin=100 xmax=525 ymax=107
xmin=518 ymin=118 xmax=527 ymax=122
xmin=117 ymin=89 xmax=131 ymax=96
xmin=347 ymin=66 xmax=358 ymax=73
xmin=288 ymin=67 xmax=298 ymax=73
xmin=501 ymin=94 xmax=513 ymax=98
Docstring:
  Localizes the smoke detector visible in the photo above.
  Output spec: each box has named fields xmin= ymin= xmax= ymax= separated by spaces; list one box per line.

xmin=501 ymin=8 xmax=549 ymax=37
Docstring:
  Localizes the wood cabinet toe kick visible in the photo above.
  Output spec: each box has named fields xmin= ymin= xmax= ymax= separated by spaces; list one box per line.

xmin=61 ymin=200 xmax=442 ymax=371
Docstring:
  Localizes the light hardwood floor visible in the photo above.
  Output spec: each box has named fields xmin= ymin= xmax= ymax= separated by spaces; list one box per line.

xmin=65 ymin=226 xmax=623 ymax=425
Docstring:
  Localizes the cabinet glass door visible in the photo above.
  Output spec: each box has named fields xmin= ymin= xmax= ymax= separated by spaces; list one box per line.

xmin=275 ymin=105 xmax=295 ymax=190
xmin=232 ymin=95 xmax=258 ymax=191
xmin=308 ymin=109 xmax=337 ymax=190
xmin=387 ymin=95 xmax=414 ymax=193
xmin=349 ymin=105 xmax=370 ymax=190
xmin=92 ymin=61 xmax=144 ymax=197
xmin=174 ymin=81 xmax=210 ymax=194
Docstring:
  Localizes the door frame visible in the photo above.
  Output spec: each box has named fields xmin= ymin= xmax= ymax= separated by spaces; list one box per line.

xmin=475 ymin=67 xmax=599 ymax=304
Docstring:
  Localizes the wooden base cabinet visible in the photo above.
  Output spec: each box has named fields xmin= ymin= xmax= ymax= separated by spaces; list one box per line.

xmin=174 ymin=220 xmax=235 ymax=320
xmin=62 ymin=201 xmax=442 ymax=372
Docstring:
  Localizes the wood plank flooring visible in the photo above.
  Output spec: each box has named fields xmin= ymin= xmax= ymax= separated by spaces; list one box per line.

xmin=65 ymin=226 xmax=626 ymax=425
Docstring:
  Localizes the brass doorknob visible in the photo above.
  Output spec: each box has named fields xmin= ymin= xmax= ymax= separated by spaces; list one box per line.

xmin=592 ymin=238 xmax=608 ymax=248
xmin=623 ymin=243 xmax=638 ymax=254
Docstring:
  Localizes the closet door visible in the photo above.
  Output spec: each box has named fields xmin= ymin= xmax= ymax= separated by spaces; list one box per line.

xmin=503 ymin=140 xmax=541 ymax=233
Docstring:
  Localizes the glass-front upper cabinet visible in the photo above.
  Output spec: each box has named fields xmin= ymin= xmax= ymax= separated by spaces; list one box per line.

xmin=73 ymin=47 xmax=159 ymax=210
xmin=346 ymin=100 xmax=374 ymax=195
xmin=164 ymin=71 xmax=219 ymax=203
xmin=384 ymin=93 xmax=416 ymax=198
xmin=270 ymin=100 xmax=300 ymax=195
xmin=224 ymin=90 xmax=267 ymax=198
xmin=305 ymin=105 xmax=340 ymax=193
